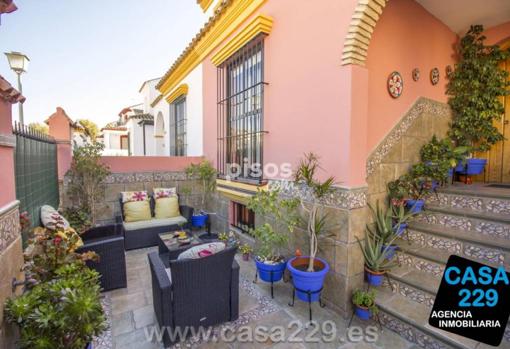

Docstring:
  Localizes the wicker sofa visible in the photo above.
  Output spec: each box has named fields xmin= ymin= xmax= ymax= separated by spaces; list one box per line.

xmin=148 ymin=247 xmax=239 ymax=347
xmin=118 ymin=196 xmax=194 ymax=250
xmin=77 ymin=224 xmax=127 ymax=291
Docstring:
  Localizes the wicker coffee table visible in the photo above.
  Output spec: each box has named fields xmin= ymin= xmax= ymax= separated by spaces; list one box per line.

xmin=158 ymin=230 xmax=203 ymax=261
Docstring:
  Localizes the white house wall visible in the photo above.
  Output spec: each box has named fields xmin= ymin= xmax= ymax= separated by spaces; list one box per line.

xmin=164 ymin=63 xmax=203 ymax=156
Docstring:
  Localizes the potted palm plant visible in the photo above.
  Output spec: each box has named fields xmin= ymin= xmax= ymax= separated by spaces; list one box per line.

xmin=352 ymin=289 xmax=378 ymax=320
xmin=185 ymin=160 xmax=216 ymax=227
xmin=287 ymin=153 xmax=334 ymax=302
xmin=247 ymin=188 xmax=299 ymax=284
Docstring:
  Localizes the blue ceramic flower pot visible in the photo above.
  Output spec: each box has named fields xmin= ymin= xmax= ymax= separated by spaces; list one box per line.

xmin=85 ymin=343 xmax=93 ymax=349
xmin=381 ymin=244 xmax=398 ymax=259
xmin=255 ymin=259 xmax=286 ymax=283
xmin=406 ymin=199 xmax=424 ymax=214
xmin=287 ymin=257 xmax=329 ymax=302
xmin=365 ymin=267 xmax=384 ymax=286
xmin=455 ymin=159 xmax=487 ymax=175
xmin=393 ymin=222 xmax=407 ymax=236
xmin=355 ymin=306 xmax=371 ymax=320
xmin=191 ymin=214 xmax=208 ymax=227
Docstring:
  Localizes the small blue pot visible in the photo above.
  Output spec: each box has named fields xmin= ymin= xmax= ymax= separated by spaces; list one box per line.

xmin=287 ymin=257 xmax=330 ymax=302
xmin=365 ymin=267 xmax=384 ymax=286
xmin=393 ymin=222 xmax=407 ymax=236
xmin=406 ymin=199 xmax=424 ymax=213
xmin=85 ymin=343 xmax=93 ymax=349
xmin=355 ymin=306 xmax=371 ymax=320
xmin=448 ymin=168 xmax=454 ymax=177
xmin=255 ymin=259 xmax=286 ymax=283
xmin=455 ymin=158 xmax=487 ymax=175
xmin=191 ymin=214 xmax=208 ymax=227
xmin=382 ymin=244 xmax=398 ymax=259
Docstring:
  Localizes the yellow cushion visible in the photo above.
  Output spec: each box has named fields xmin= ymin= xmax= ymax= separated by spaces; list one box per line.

xmin=155 ymin=197 xmax=180 ymax=219
xmin=124 ymin=200 xmax=151 ymax=222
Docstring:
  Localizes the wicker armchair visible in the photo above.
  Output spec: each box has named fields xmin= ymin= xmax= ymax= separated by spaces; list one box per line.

xmin=148 ymin=247 xmax=239 ymax=347
xmin=77 ymin=224 xmax=127 ymax=291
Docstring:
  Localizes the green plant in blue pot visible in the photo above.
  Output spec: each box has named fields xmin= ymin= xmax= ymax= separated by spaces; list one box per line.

xmin=352 ymin=289 xmax=378 ymax=320
xmin=185 ymin=160 xmax=216 ymax=227
xmin=247 ymin=188 xmax=299 ymax=291
xmin=287 ymin=153 xmax=334 ymax=303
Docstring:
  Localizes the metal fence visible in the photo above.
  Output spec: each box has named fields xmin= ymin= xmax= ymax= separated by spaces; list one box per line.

xmin=13 ymin=122 xmax=59 ymax=227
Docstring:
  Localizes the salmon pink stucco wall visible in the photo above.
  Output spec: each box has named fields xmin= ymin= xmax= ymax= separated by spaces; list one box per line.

xmin=484 ymin=21 xmax=510 ymax=46
xmin=203 ymin=0 xmax=361 ymax=184
xmin=100 ymin=156 xmax=203 ymax=173
xmin=0 ymin=100 xmax=16 ymax=207
xmin=365 ymin=0 xmax=458 ymax=154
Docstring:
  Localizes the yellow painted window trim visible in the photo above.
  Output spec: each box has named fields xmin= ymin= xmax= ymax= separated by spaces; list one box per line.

xmin=216 ymin=178 xmax=268 ymax=193
xmin=211 ymin=14 xmax=273 ymax=66
xmin=165 ymin=84 xmax=189 ymax=104
xmin=158 ymin=0 xmax=267 ymax=96
xmin=198 ymin=0 xmax=214 ymax=12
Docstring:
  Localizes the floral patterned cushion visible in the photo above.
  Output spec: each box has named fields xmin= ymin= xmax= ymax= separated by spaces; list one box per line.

xmin=177 ymin=242 xmax=226 ymax=260
xmin=153 ymin=188 xmax=177 ymax=199
xmin=40 ymin=205 xmax=70 ymax=230
xmin=121 ymin=191 xmax=149 ymax=203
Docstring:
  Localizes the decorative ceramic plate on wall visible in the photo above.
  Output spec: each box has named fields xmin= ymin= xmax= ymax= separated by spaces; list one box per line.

xmin=387 ymin=71 xmax=403 ymax=98
xmin=412 ymin=68 xmax=420 ymax=81
xmin=430 ymin=67 xmax=440 ymax=85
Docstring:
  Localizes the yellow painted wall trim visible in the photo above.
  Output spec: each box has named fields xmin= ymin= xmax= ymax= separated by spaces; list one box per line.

xmin=216 ymin=179 xmax=267 ymax=193
xmin=198 ymin=0 xmax=214 ymax=12
xmin=158 ymin=0 xmax=267 ymax=96
xmin=211 ymin=14 xmax=273 ymax=66
xmin=165 ymin=84 xmax=189 ymax=104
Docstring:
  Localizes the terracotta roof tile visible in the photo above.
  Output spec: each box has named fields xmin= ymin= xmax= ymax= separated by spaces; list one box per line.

xmin=0 ymin=74 xmax=24 ymax=104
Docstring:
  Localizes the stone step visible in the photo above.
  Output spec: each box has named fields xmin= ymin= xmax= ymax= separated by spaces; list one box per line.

xmin=419 ymin=204 xmax=510 ymax=241
xmin=427 ymin=184 xmax=510 ymax=216
xmin=395 ymin=244 xmax=510 ymax=280
xmin=385 ymin=265 xmax=440 ymax=307
xmin=376 ymin=288 xmax=480 ymax=349
xmin=404 ymin=222 xmax=510 ymax=268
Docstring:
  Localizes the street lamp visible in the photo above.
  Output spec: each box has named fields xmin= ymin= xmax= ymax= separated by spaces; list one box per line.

xmin=4 ymin=51 xmax=29 ymax=124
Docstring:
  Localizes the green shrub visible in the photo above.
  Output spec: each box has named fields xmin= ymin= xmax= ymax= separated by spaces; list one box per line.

xmin=5 ymin=263 xmax=106 ymax=349
xmin=447 ymin=25 xmax=510 ymax=152
xmin=62 ymin=206 xmax=92 ymax=234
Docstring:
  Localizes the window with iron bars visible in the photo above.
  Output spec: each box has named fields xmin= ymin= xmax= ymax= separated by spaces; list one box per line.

xmin=217 ymin=35 xmax=267 ymax=183
xmin=231 ymin=202 xmax=255 ymax=236
xmin=170 ymin=97 xmax=187 ymax=156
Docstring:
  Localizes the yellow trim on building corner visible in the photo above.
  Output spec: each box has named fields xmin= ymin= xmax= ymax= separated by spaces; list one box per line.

xmin=216 ymin=178 xmax=268 ymax=202
xmin=211 ymin=15 xmax=273 ymax=66
xmin=165 ymin=84 xmax=189 ymax=104
xmin=198 ymin=0 xmax=214 ymax=12
xmin=158 ymin=0 xmax=267 ymax=96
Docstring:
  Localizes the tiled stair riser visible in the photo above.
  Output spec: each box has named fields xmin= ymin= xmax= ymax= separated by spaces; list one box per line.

xmin=396 ymin=251 xmax=445 ymax=278
xmin=379 ymin=312 xmax=454 ymax=349
xmin=416 ymin=213 xmax=510 ymax=240
xmin=427 ymin=193 xmax=510 ymax=215
xmin=382 ymin=278 xmax=435 ymax=307
xmin=403 ymin=229 xmax=506 ymax=266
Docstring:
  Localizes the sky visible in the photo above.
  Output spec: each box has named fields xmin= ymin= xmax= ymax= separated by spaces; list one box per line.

xmin=0 ymin=0 xmax=205 ymax=128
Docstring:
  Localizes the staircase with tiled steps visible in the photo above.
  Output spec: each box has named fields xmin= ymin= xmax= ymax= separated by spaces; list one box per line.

xmin=376 ymin=184 xmax=510 ymax=349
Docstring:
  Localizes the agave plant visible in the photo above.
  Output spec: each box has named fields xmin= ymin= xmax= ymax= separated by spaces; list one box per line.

xmin=357 ymin=229 xmax=399 ymax=273
xmin=368 ymin=201 xmax=414 ymax=244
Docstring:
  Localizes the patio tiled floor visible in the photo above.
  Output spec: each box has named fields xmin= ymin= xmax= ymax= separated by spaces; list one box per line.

xmin=105 ymin=247 xmax=416 ymax=349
